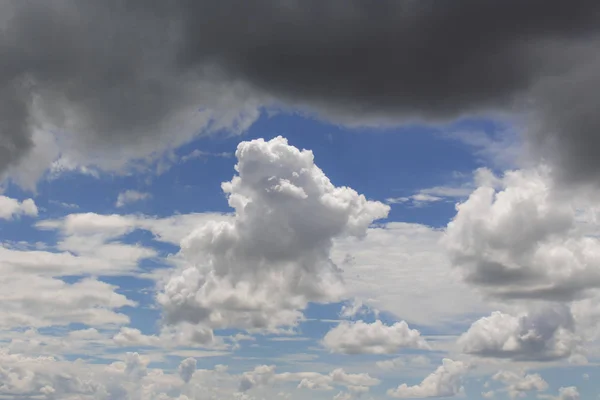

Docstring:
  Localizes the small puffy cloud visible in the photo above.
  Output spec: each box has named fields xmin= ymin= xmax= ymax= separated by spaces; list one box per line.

xmin=113 ymin=327 xmax=162 ymax=347
xmin=158 ymin=136 xmax=389 ymax=335
xmin=0 ymin=195 xmax=37 ymax=219
xmin=444 ymin=167 xmax=600 ymax=301
xmin=116 ymin=190 xmax=151 ymax=207
xmin=323 ymin=320 xmax=428 ymax=354
xmin=539 ymin=386 xmax=580 ymax=400
xmin=178 ymin=357 xmax=197 ymax=383
xmin=458 ymin=306 xmax=581 ymax=361
xmin=492 ymin=370 xmax=548 ymax=399
xmin=387 ymin=359 xmax=467 ymax=398
xmin=239 ymin=365 xmax=277 ymax=392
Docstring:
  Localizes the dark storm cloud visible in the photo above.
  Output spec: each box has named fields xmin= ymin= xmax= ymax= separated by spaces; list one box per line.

xmin=2 ymin=0 xmax=600 ymax=182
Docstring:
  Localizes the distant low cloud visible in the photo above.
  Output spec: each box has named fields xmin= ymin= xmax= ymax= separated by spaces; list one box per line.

xmin=387 ymin=359 xmax=468 ymax=398
xmin=323 ymin=320 xmax=429 ymax=354
xmin=116 ymin=190 xmax=151 ymax=208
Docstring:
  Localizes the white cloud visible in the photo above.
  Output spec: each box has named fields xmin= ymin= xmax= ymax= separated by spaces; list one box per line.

xmin=0 ymin=195 xmax=37 ymax=219
xmin=239 ymin=365 xmax=380 ymax=393
xmin=492 ymin=370 xmax=548 ymax=399
xmin=458 ymin=306 xmax=581 ymax=361
xmin=386 ymin=359 xmax=468 ymax=398
xmin=158 ymin=136 xmax=389 ymax=335
xmin=0 ymin=275 xmax=134 ymax=329
xmin=181 ymin=149 xmax=232 ymax=162
xmin=444 ymin=166 xmax=600 ymax=301
xmin=116 ymin=190 xmax=151 ymax=208
xmin=376 ymin=355 xmax=432 ymax=371
xmin=386 ymin=193 xmax=444 ymax=207
xmin=323 ymin=320 xmax=429 ymax=354
xmin=332 ymin=222 xmax=487 ymax=326
xmin=0 ymin=346 xmax=246 ymax=400
xmin=386 ymin=178 xmax=476 ymax=208
xmin=539 ymin=386 xmax=580 ymax=400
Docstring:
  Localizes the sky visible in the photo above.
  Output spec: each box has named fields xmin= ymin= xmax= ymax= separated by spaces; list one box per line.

xmin=2 ymin=2 xmax=600 ymax=400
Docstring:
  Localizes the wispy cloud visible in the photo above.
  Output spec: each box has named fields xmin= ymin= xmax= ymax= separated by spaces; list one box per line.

xmin=115 ymin=190 xmax=151 ymax=208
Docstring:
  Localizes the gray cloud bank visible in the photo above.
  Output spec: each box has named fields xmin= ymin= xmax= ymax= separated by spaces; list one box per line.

xmin=3 ymin=0 xmax=600 ymax=183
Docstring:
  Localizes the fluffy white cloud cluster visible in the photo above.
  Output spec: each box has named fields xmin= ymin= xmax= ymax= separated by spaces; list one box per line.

xmin=0 ymin=347 xmax=250 ymax=400
xmin=158 ymin=136 xmax=389 ymax=333
xmin=458 ymin=306 xmax=581 ymax=361
xmin=443 ymin=165 xmax=600 ymax=372
xmin=492 ymin=370 xmax=548 ymax=399
xmin=0 ymin=195 xmax=37 ymax=219
xmin=386 ymin=359 xmax=467 ymax=398
xmin=322 ymin=320 xmax=429 ymax=354
xmin=445 ymin=167 xmax=600 ymax=301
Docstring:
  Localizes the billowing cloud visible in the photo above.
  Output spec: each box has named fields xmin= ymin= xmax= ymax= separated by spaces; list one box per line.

xmin=3 ymin=1 xmax=600 ymax=187
xmin=444 ymin=167 xmax=600 ymax=301
xmin=322 ymin=320 xmax=429 ymax=354
xmin=158 ymin=136 xmax=389 ymax=333
xmin=387 ymin=359 xmax=467 ymax=398
xmin=458 ymin=306 xmax=581 ymax=361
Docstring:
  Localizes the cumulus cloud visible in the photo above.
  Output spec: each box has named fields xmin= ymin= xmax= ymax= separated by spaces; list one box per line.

xmin=492 ymin=370 xmax=548 ymax=399
xmin=444 ymin=167 xmax=600 ymax=301
xmin=387 ymin=359 xmax=467 ymax=398
xmin=0 ymin=347 xmax=242 ymax=400
xmin=539 ymin=386 xmax=580 ymax=400
xmin=158 ymin=136 xmax=389 ymax=334
xmin=0 ymin=195 xmax=37 ymax=219
xmin=322 ymin=320 xmax=429 ymax=354
xmin=458 ymin=306 xmax=581 ymax=361
xmin=116 ymin=190 xmax=151 ymax=208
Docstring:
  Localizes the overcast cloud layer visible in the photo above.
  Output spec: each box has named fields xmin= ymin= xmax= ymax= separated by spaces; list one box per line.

xmin=3 ymin=0 xmax=600 ymax=187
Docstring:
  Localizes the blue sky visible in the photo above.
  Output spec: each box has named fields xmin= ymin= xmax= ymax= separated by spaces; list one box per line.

xmin=1 ymin=109 xmax=597 ymax=400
